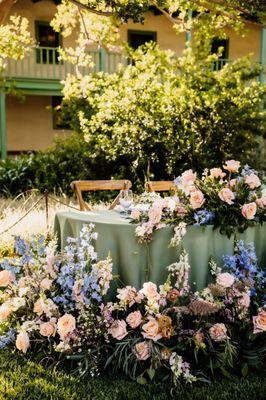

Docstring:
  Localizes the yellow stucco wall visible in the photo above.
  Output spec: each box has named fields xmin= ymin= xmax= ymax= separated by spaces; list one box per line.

xmin=6 ymin=95 xmax=70 ymax=151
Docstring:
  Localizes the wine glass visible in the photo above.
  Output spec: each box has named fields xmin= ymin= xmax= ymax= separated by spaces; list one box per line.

xmin=119 ymin=190 xmax=134 ymax=209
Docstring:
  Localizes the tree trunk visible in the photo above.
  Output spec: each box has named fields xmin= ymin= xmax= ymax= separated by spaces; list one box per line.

xmin=0 ymin=0 xmax=17 ymax=24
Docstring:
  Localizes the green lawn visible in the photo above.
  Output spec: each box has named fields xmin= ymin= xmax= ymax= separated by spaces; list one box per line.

xmin=0 ymin=351 xmax=265 ymax=400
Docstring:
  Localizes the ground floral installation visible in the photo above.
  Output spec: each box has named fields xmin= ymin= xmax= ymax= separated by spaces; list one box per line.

xmin=0 ymin=226 xmax=265 ymax=386
xmin=128 ymin=161 xmax=266 ymax=244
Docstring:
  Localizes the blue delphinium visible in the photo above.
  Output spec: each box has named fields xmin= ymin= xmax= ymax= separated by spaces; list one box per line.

xmin=241 ymin=164 xmax=257 ymax=177
xmin=0 ymin=329 xmax=16 ymax=350
xmin=223 ymin=240 xmax=265 ymax=295
xmin=194 ymin=210 xmax=215 ymax=226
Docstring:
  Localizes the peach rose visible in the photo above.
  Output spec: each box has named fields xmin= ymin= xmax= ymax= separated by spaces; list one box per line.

xmin=39 ymin=321 xmax=57 ymax=337
xmin=140 ymin=282 xmax=160 ymax=301
xmin=167 ymin=289 xmax=180 ymax=302
xmin=181 ymin=169 xmax=196 ymax=188
xmin=131 ymin=209 xmax=141 ymax=220
xmin=110 ymin=319 xmax=128 ymax=340
xmin=148 ymin=206 xmax=162 ymax=224
xmin=0 ymin=302 xmax=12 ymax=321
xmin=223 ymin=160 xmax=240 ymax=173
xmin=0 ymin=270 xmax=13 ymax=287
xmin=216 ymin=273 xmax=235 ymax=288
xmin=238 ymin=292 xmax=250 ymax=308
xmin=189 ymin=190 xmax=205 ymax=210
xmin=142 ymin=317 xmax=162 ymax=341
xmin=57 ymin=314 xmax=76 ymax=339
xmin=244 ymin=173 xmax=261 ymax=189
xmin=209 ymin=323 xmax=228 ymax=342
xmin=126 ymin=311 xmax=142 ymax=329
xmin=228 ymin=179 xmax=237 ymax=189
xmin=209 ymin=168 xmax=226 ymax=179
xmin=40 ymin=278 xmax=53 ymax=290
xmin=218 ymin=188 xmax=235 ymax=205
xmin=253 ymin=310 xmax=266 ymax=334
xmin=16 ymin=332 xmax=30 ymax=353
xmin=242 ymin=202 xmax=257 ymax=220
xmin=134 ymin=341 xmax=150 ymax=361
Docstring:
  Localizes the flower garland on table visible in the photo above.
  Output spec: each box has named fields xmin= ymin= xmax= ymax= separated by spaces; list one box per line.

xmin=0 ymin=228 xmax=265 ymax=386
xmin=129 ymin=161 xmax=266 ymax=243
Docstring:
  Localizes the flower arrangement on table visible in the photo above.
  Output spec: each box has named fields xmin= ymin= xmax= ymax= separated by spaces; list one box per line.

xmin=0 ymin=227 xmax=265 ymax=386
xmin=128 ymin=161 xmax=266 ymax=243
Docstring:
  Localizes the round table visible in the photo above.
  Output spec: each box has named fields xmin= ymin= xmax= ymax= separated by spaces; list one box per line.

xmin=54 ymin=210 xmax=266 ymax=292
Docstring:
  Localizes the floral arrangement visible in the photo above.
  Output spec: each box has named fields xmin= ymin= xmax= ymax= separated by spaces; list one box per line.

xmin=129 ymin=161 xmax=266 ymax=243
xmin=0 ymin=227 xmax=265 ymax=386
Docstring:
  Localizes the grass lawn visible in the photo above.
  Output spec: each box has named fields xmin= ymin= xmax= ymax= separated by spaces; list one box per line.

xmin=0 ymin=351 xmax=265 ymax=400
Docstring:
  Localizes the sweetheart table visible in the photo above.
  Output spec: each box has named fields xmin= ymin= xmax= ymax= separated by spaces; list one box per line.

xmin=54 ymin=210 xmax=266 ymax=291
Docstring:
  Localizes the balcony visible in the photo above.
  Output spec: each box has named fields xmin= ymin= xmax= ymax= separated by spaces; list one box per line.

xmin=4 ymin=46 xmax=229 ymax=94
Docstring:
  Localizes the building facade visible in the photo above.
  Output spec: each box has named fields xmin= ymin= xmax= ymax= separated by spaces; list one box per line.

xmin=0 ymin=0 xmax=266 ymax=159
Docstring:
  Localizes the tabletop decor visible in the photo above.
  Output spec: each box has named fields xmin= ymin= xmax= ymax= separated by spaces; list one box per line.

xmin=0 ymin=227 xmax=265 ymax=387
xmin=128 ymin=161 xmax=266 ymax=244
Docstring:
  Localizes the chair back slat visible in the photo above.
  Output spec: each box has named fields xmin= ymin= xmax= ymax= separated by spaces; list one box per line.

xmin=145 ymin=181 xmax=175 ymax=193
xmin=71 ymin=180 xmax=132 ymax=211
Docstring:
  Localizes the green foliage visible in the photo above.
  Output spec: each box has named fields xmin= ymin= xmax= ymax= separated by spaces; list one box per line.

xmin=0 ymin=351 xmax=265 ymax=400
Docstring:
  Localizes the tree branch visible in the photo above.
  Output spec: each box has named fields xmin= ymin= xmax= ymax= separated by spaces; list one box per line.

xmin=68 ymin=0 xmax=113 ymax=17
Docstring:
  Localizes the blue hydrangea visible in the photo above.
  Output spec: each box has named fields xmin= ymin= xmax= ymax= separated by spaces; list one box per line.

xmin=0 ymin=329 xmax=16 ymax=350
xmin=194 ymin=210 xmax=215 ymax=226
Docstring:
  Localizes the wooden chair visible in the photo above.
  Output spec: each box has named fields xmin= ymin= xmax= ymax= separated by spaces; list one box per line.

xmin=144 ymin=181 xmax=175 ymax=193
xmin=70 ymin=180 xmax=132 ymax=211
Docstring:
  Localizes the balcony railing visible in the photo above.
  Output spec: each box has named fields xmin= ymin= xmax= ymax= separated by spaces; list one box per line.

xmin=4 ymin=46 xmax=229 ymax=83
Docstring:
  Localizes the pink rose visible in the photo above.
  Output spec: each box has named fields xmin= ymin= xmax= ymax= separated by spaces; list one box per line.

xmin=244 ymin=173 xmax=261 ymax=189
xmin=189 ymin=190 xmax=205 ymax=209
xmin=253 ymin=310 xmax=266 ymax=334
xmin=242 ymin=202 xmax=257 ymax=220
xmin=57 ymin=314 xmax=76 ymax=339
xmin=110 ymin=319 xmax=128 ymax=340
xmin=223 ymin=160 xmax=240 ymax=173
xmin=117 ymin=286 xmax=137 ymax=306
xmin=209 ymin=168 xmax=226 ymax=179
xmin=177 ymin=170 xmax=196 ymax=194
xmin=148 ymin=205 xmax=162 ymax=224
xmin=218 ymin=188 xmax=235 ymax=205
xmin=0 ymin=302 xmax=12 ymax=321
xmin=131 ymin=209 xmax=141 ymax=220
xmin=134 ymin=341 xmax=150 ymax=360
xmin=238 ymin=292 xmax=250 ymax=308
xmin=0 ymin=270 xmax=13 ymax=287
xmin=140 ymin=282 xmax=160 ymax=301
xmin=142 ymin=317 xmax=162 ymax=341
xmin=40 ymin=321 xmax=57 ymax=337
xmin=209 ymin=323 xmax=228 ymax=342
xmin=228 ymin=179 xmax=237 ymax=189
xmin=256 ymin=197 xmax=266 ymax=209
xmin=216 ymin=272 xmax=235 ymax=288
xmin=16 ymin=332 xmax=30 ymax=353
xmin=126 ymin=311 xmax=142 ymax=329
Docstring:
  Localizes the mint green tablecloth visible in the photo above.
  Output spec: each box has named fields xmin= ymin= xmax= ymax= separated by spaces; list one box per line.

xmin=54 ymin=210 xmax=266 ymax=291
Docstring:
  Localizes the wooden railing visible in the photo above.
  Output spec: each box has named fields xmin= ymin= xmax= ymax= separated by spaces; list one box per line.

xmin=4 ymin=46 xmax=229 ymax=81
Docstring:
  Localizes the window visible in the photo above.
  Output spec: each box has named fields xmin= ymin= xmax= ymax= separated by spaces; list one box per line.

xmin=211 ymin=38 xmax=229 ymax=70
xmin=35 ymin=21 xmax=61 ymax=64
xmin=128 ymin=30 xmax=157 ymax=50
xmin=52 ymin=96 xmax=71 ymax=130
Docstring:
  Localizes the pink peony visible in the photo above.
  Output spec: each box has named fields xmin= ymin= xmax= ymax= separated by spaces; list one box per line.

xmin=0 ymin=270 xmax=13 ymax=287
xmin=142 ymin=317 xmax=162 ymax=341
xmin=244 ymin=173 xmax=261 ymax=189
xmin=189 ymin=190 xmax=205 ymax=210
xmin=216 ymin=273 xmax=235 ymax=288
xmin=126 ymin=311 xmax=142 ymax=329
xmin=16 ymin=332 xmax=30 ymax=353
xmin=218 ymin=188 xmax=235 ymax=205
xmin=209 ymin=323 xmax=228 ymax=342
xmin=253 ymin=310 xmax=266 ymax=334
xmin=134 ymin=341 xmax=150 ymax=361
xmin=223 ymin=160 xmax=240 ymax=173
xmin=209 ymin=168 xmax=226 ymax=179
xmin=110 ymin=319 xmax=128 ymax=340
xmin=242 ymin=202 xmax=257 ymax=220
